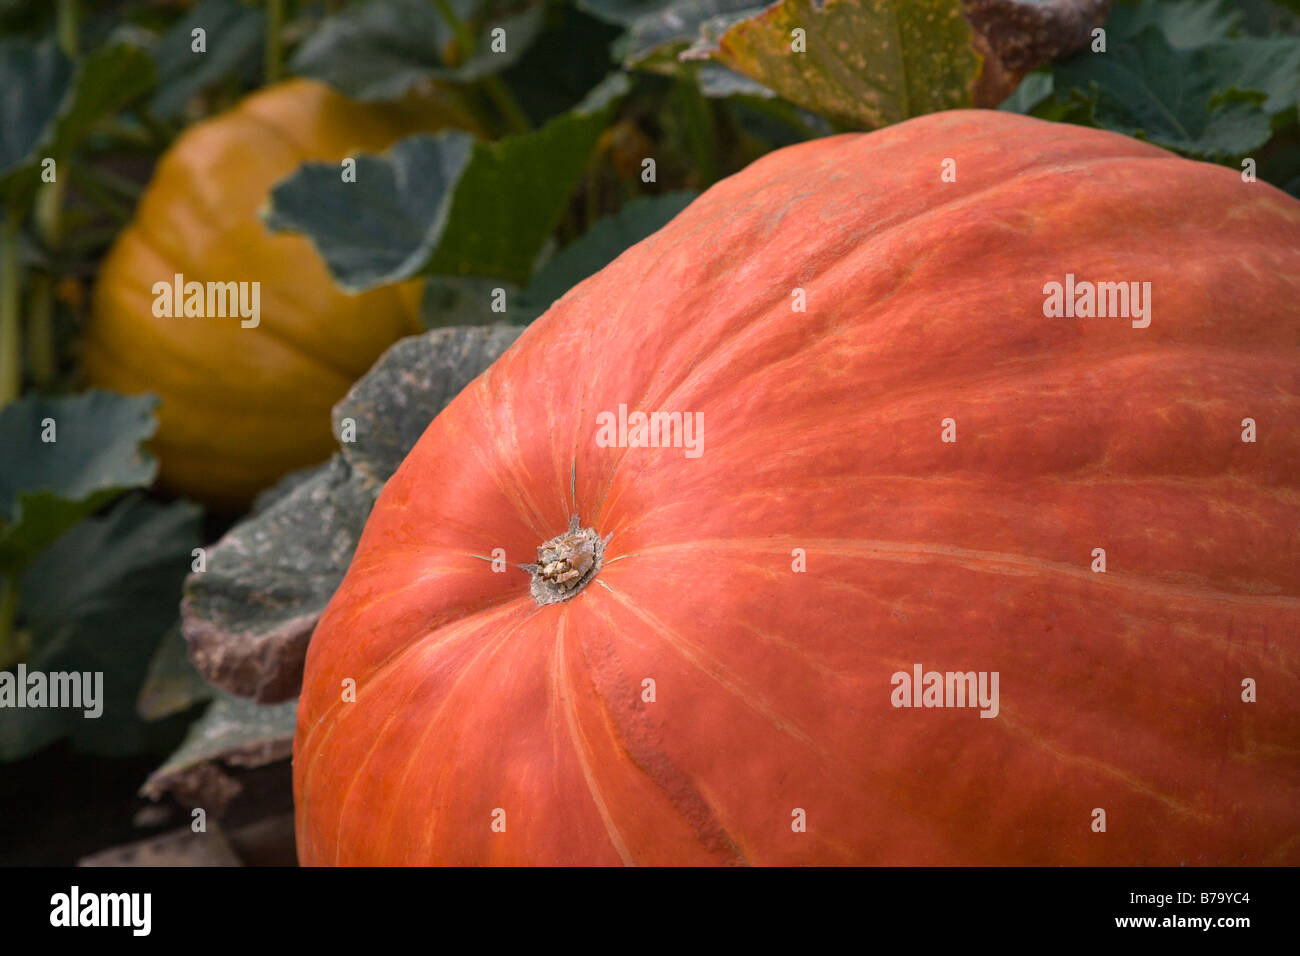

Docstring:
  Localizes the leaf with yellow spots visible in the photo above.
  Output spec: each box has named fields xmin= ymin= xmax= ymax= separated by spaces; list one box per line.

xmin=680 ymin=0 xmax=985 ymax=129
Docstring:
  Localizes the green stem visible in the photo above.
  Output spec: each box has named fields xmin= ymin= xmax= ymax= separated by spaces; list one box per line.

xmin=56 ymin=0 xmax=78 ymax=58
xmin=34 ymin=172 xmax=65 ymax=247
xmin=584 ymin=152 xmax=603 ymax=230
xmin=432 ymin=0 xmax=476 ymax=52
xmin=265 ymin=0 xmax=284 ymax=84
xmin=26 ymin=178 xmax=66 ymax=388
xmin=0 ymin=215 xmax=21 ymax=407
xmin=678 ymin=77 xmax=717 ymax=186
xmin=557 ymin=201 xmax=576 ymax=245
xmin=431 ymin=0 xmax=532 ymax=135
xmin=91 ymin=119 xmax=155 ymax=149
xmin=744 ymin=96 xmax=823 ymax=142
xmin=29 ymin=1 xmax=80 ymax=388
xmin=68 ymin=166 xmax=135 ymax=223
xmin=74 ymin=164 xmax=143 ymax=200
xmin=138 ymin=111 xmax=180 ymax=149
xmin=64 ymin=224 xmax=127 ymax=256
xmin=481 ymin=76 xmax=532 ymax=135
xmin=0 ymin=572 xmax=21 ymax=673
xmin=25 ymin=277 xmax=55 ymax=388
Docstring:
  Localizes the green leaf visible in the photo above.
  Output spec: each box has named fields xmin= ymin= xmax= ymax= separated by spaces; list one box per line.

xmin=595 ymin=0 xmax=774 ymax=102
xmin=52 ymin=43 xmax=158 ymax=152
xmin=998 ymin=70 xmax=1053 ymax=114
xmin=0 ymin=495 xmax=200 ymax=760
xmin=1107 ymin=0 xmax=1243 ymax=49
xmin=616 ymin=0 xmax=760 ymax=67
xmin=1051 ymin=25 xmax=1292 ymax=158
xmin=147 ymin=0 xmax=264 ymax=120
xmin=695 ymin=62 xmax=777 ymax=99
xmin=0 ymin=39 xmax=70 ymax=197
xmin=516 ymin=191 xmax=699 ymax=322
xmin=268 ymin=132 xmax=475 ymax=291
xmin=728 ymin=94 xmax=836 ymax=143
xmin=136 ymin=623 xmax=214 ymax=722
xmin=1204 ymin=39 xmax=1300 ymax=115
xmin=577 ymin=0 xmax=679 ymax=27
xmin=290 ymin=0 xmax=545 ymax=101
xmin=1256 ymin=120 xmax=1300 ymax=197
xmin=421 ymin=275 xmax=523 ymax=329
xmin=0 ymin=391 xmax=159 ymax=571
xmin=1264 ymin=0 xmax=1300 ymax=19
xmin=265 ymin=75 xmax=627 ymax=288
xmin=0 ymin=40 xmax=156 ymax=206
xmin=680 ymin=0 xmax=984 ymax=130
xmin=0 ymin=0 xmax=56 ymax=35
xmin=599 ymin=0 xmax=776 ymax=99
xmin=498 ymin=3 xmax=625 ymax=124
xmin=181 ymin=325 xmax=522 ymax=702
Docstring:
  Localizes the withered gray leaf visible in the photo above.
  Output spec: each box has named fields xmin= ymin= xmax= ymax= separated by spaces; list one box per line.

xmin=181 ymin=324 xmax=523 ymax=702
xmin=79 ymin=825 xmax=244 ymax=867
xmin=336 ymin=323 xmax=524 ymax=485
xmin=181 ymin=456 xmax=372 ymax=703
xmin=140 ymin=693 xmax=298 ymax=816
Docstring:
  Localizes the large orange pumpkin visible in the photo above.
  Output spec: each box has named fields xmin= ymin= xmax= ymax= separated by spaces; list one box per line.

xmin=84 ymin=79 xmax=477 ymax=507
xmin=294 ymin=110 xmax=1300 ymax=865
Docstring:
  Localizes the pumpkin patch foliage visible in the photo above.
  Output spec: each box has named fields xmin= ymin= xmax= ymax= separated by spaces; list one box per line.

xmin=0 ymin=0 xmax=1295 ymax=881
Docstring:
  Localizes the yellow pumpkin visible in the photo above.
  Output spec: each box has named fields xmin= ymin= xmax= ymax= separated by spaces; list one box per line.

xmin=85 ymin=79 xmax=479 ymax=508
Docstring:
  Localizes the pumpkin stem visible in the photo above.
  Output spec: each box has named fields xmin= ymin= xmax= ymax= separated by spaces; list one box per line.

xmin=519 ymin=516 xmax=612 ymax=606
xmin=27 ymin=155 xmax=68 ymax=390
xmin=0 ymin=571 xmax=25 ymax=672
xmin=0 ymin=215 xmax=21 ymax=407
xmin=264 ymin=0 xmax=284 ymax=84
xmin=56 ymin=0 xmax=78 ymax=58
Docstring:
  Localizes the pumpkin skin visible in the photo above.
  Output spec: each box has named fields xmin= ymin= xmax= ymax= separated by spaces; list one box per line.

xmin=294 ymin=110 xmax=1300 ymax=865
xmin=84 ymin=79 xmax=477 ymax=507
